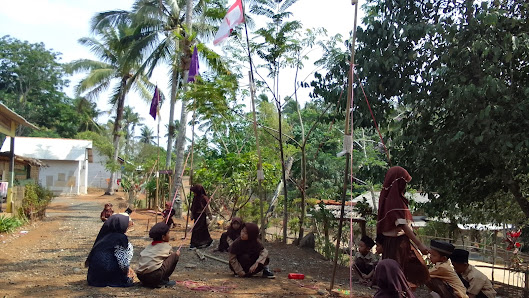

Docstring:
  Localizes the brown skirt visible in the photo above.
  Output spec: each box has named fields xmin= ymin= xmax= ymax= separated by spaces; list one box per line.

xmin=382 ymin=234 xmax=430 ymax=285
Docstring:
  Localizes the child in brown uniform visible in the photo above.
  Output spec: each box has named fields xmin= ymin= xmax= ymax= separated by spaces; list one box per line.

xmin=353 ymin=235 xmax=378 ymax=284
xmin=427 ymin=240 xmax=468 ymax=298
xmin=136 ymin=222 xmax=180 ymax=287
xmin=450 ymin=249 xmax=496 ymax=298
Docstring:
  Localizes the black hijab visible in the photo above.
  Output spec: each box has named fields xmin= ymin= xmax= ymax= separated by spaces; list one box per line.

xmin=190 ymin=184 xmax=208 ymax=216
xmin=229 ymin=223 xmax=263 ymax=256
xmin=86 ymin=214 xmax=130 ymax=267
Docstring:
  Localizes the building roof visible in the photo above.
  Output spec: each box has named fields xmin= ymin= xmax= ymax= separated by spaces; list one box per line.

xmin=1 ymin=137 xmax=92 ymax=161
xmin=0 ymin=102 xmax=38 ymax=132
xmin=0 ymin=152 xmax=47 ymax=167
xmin=352 ymin=191 xmax=432 ymax=209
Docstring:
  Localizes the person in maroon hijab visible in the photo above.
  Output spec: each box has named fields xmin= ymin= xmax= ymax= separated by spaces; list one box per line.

xmin=374 ymin=259 xmax=416 ymax=298
xmin=217 ymin=217 xmax=243 ymax=252
xmin=189 ymin=184 xmax=213 ymax=249
xmin=100 ymin=203 xmax=114 ymax=222
xmin=376 ymin=166 xmax=429 ymax=286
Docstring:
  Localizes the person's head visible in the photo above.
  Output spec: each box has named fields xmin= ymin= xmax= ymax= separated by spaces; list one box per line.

xmin=104 ymin=203 xmax=113 ymax=210
xmin=240 ymin=223 xmax=259 ymax=242
xmin=230 ymin=217 xmax=242 ymax=231
xmin=190 ymin=184 xmax=206 ymax=196
xmin=429 ymin=240 xmax=454 ymax=264
xmin=165 ymin=201 xmax=172 ymax=210
xmin=450 ymin=249 xmax=470 ymax=274
xmin=149 ymin=222 xmax=171 ymax=242
xmin=383 ymin=166 xmax=412 ymax=195
xmin=105 ymin=214 xmax=130 ymax=234
xmin=358 ymin=235 xmax=375 ymax=255
xmin=375 ymin=234 xmax=385 ymax=255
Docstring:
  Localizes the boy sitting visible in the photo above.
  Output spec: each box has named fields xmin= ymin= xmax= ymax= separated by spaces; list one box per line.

xmin=136 ymin=222 xmax=180 ymax=288
xmin=450 ymin=249 xmax=496 ymax=298
xmin=427 ymin=240 xmax=468 ymax=298
xmin=353 ymin=235 xmax=378 ymax=284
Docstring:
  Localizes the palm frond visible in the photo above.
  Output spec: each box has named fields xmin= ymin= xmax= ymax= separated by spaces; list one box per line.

xmin=91 ymin=10 xmax=132 ymax=32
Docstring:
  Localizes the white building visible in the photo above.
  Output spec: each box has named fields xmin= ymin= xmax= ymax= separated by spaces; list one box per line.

xmin=1 ymin=137 xmax=94 ymax=195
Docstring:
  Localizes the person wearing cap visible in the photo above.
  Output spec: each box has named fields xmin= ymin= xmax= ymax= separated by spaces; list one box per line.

xmin=353 ymin=235 xmax=378 ymax=284
xmin=427 ymin=240 xmax=468 ymax=298
xmin=136 ymin=222 xmax=180 ymax=288
xmin=451 ymin=249 xmax=496 ymax=298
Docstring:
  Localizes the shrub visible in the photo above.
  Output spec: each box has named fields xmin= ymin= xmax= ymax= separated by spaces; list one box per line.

xmin=21 ymin=183 xmax=54 ymax=219
xmin=0 ymin=215 xmax=26 ymax=233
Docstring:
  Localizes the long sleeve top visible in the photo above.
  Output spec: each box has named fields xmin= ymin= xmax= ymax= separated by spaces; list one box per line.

xmin=229 ymin=248 xmax=269 ymax=276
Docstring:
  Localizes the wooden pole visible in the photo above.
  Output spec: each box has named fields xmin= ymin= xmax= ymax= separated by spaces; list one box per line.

xmin=155 ymin=87 xmax=161 ymax=223
xmin=330 ymin=0 xmax=359 ymax=293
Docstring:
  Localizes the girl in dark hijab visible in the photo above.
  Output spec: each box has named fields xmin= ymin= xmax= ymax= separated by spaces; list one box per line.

xmin=189 ymin=184 xmax=213 ymax=248
xmin=229 ymin=223 xmax=274 ymax=278
xmin=217 ymin=217 xmax=243 ymax=252
xmin=374 ymin=259 xmax=416 ymax=298
xmin=162 ymin=201 xmax=176 ymax=228
xmin=86 ymin=214 xmax=134 ymax=287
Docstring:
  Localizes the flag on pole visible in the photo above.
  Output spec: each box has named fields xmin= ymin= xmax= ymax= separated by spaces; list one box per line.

xmin=188 ymin=46 xmax=199 ymax=82
xmin=149 ymin=86 xmax=159 ymax=120
xmin=213 ymin=0 xmax=244 ymax=45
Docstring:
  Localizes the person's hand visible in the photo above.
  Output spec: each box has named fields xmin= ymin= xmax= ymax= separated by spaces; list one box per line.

xmin=249 ymin=262 xmax=259 ymax=273
xmin=176 ymin=249 xmax=181 ymax=257
xmin=127 ymin=267 xmax=135 ymax=278
xmin=418 ymin=244 xmax=429 ymax=255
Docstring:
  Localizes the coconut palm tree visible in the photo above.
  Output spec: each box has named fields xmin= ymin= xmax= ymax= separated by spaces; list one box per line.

xmin=67 ymin=24 xmax=155 ymax=195
xmin=137 ymin=126 xmax=156 ymax=144
xmin=121 ymin=106 xmax=143 ymax=155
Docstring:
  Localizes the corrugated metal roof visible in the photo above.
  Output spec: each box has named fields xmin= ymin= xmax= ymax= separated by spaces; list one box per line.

xmin=0 ymin=102 xmax=39 ymax=130
xmin=1 ymin=137 xmax=92 ymax=161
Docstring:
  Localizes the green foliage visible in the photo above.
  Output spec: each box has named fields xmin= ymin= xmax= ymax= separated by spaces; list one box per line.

xmin=21 ymin=184 xmax=54 ymax=219
xmin=0 ymin=215 xmax=26 ymax=233
xmin=76 ymin=131 xmax=113 ymax=158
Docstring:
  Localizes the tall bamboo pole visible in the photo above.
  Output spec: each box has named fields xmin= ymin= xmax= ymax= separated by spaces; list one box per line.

xmin=242 ymin=1 xmax=267 ymax=240
xmin=155 ymin=87 xmax=161 ymax=223
xmin=329 ymin=0 xmax=359 ymax=294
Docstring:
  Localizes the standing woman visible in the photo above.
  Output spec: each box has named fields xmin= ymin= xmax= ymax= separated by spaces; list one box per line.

xmin=376 ymin=166 xmax=429 ymax=286
xmin=86 ymin=214 xmax=134 ymax=287
xmin=189 ymin=184 xmax=213 ymax=249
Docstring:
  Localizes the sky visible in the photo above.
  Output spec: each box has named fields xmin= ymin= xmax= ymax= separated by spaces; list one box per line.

xmin=0 ymin=0 xmax=362 ymax=145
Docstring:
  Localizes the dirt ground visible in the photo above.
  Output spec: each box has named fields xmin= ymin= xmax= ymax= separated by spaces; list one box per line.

xmin=0 ymin=192 xmax=429 ymax=297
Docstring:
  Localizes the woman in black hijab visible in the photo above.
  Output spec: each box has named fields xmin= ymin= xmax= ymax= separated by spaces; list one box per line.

xmin=189 ymin=184 xmax=213 ymax=249
xmin=229 ymin=223 xmax=274 ymax=278
xmin=86 ymin=214 xmax=134 ymax=287
xmin=217 ymin=217 xmax=243 ymax=252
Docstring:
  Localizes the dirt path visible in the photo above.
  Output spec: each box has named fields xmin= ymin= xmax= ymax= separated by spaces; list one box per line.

xmin=0 ymin=193 xmax=427 ymax=297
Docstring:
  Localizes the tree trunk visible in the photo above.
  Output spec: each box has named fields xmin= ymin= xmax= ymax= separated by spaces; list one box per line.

xmin=506 ymin=175 xmax=529 ymax=218
xmin=277 ymin=107 xmax=289 ymax=243
xmin=105 ymin=77 xmax=128 ymax=195
xmin=170 ymin=0 xmax=193 ymax=218
xmin=297 ymin=145 xmax=307 ymax=243
xmin=165 ymin=64 xmax=179 ymax=169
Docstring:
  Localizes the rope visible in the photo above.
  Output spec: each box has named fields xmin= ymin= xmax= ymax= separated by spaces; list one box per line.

xmin=165 ymin=149 xmax=192 ymax=225
xmin=355 ymin=71 xmax=392 ymax=166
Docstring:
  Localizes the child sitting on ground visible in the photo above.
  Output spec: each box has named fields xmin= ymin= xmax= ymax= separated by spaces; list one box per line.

xmin=229 ymin=223 xmax=275 ymax=279
xmin=162 ymin=201 xmax=176 ymax=228
xmin=136 ymin=222 xmax=180 ymax=288
xmin=100 ymin=203 xmax=114 ymax=222
xmin=427 ymin=240 xmax=468 ymax=298
xmin=450 ymin=249 xmax=496 ymax=298
xmin=375 ymin=234 xmax=384 ymax=256
xmin=217 ymin=217 xmax=243 ymax=252
xmin=353 ymin=235 xmax=378 ymax=285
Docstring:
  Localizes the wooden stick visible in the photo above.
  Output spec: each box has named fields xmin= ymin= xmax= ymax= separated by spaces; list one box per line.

xmin=202 ymin=252 xmax=229 ymax=264
xmin=195 ymin=249 xmax=206 ymax=260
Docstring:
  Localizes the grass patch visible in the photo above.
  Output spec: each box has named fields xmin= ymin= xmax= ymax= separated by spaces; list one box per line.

xmin=0 ymin=215 xmax=26 ymax=233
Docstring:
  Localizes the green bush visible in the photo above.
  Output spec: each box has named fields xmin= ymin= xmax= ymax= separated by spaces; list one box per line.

xmin=21 ymin=183 xmax=54 ymax=219
xmin=0 ymin=215 xmax=26 ymax=233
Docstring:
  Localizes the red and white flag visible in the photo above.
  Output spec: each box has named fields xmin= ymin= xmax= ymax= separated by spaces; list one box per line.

xmin=213 ymin=0 xmax=244 ymax=45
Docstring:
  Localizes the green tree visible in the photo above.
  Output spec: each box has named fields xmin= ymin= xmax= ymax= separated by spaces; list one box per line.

xmin=67 ymin=24 xmax=154 ymax=195
xmin=137 ymin=126 xmax=156 ymax=144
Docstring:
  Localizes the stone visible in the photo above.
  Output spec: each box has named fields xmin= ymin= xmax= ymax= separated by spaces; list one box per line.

xmin=184 ymin=263 xmax=197 ymax=268
xmin=73 ymin=268 xmax=82 ymax=274
xmin=299 ymin=232 xmax=316 ymax=250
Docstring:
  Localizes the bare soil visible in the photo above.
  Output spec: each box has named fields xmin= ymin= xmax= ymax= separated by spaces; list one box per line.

xmin=0 ymin=193 xmax=428 ymax=297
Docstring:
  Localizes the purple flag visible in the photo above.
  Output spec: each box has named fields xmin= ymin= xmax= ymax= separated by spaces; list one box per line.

xmin=149 ymin=86 xmax=159 ymax=120
xmin=188 ymin=46 xmax=199 ymax=82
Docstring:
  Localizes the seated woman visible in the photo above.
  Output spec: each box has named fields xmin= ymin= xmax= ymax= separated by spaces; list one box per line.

xmin=162 ymin=201 xmax=176 ymax=228
xmin=86 ymin=214 xmax=134 ymax=287
xmin=217 ymin=217 xmax=243 ymax=252
xmin=228 ymin=223 xmax=275 ymax=279
xmin=100 ymin=203 xmax=114 ymax=222
xmin=374 ymin=259 xmax=416 ymax=298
